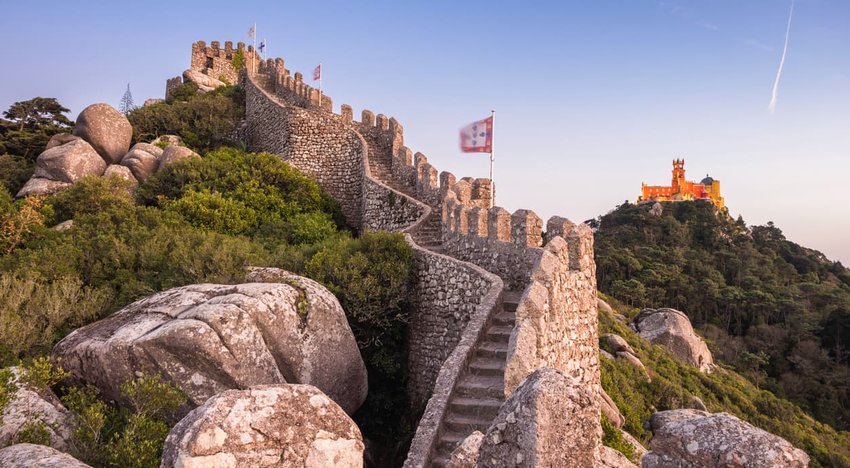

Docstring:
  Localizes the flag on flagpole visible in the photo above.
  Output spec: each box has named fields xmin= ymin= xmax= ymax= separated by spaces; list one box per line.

xmin=258 ymin=40 xmax=265 ymax=53
xmin=248 ymin=25 xmax=255 ymax=39
xmin=460 ymin=116 xmax=494 ymax=153
xmin=313 ymin=64 xmax=322 ymax=81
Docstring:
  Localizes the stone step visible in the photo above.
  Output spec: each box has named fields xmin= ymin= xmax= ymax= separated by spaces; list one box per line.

xmin=486 ymin=324 xmax=513 ymax=344
xmin=468 ymin=356 xmax=505 ymax=377
xmin=443 ymin=412 xmax=492 ymax=434
xmin=492 ymin=311 xmax=516 ymax=327
xmin=474 ymin=341 xmax=508 ymax=360
xmin=456 ymin=374 xmax=504 ymax=399
xmin=431 ymin=455 xmax=449 ymax=468
xmin=436 ymin=430 xmax=467 ymax=454
xmin=449 ymin=396 xmax=502 ymax=419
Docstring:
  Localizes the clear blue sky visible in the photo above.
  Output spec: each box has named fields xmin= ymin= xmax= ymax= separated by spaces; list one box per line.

xmin=2 ymin=0 xmax=848 ymax=263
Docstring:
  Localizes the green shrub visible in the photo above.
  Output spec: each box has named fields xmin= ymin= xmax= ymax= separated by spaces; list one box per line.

xmin=302 ymin=231 xmax=414 ymax=459
xmin=231 ymin=49 xmax=246 ymax=71
xmin=62 ymin=374 xmax=186 ymax=468
xmin=128 ymin=84 xmax=243 ymax=153
xmin=601 ymin=415 xmax=636 ymax=462
xmin=49 ymin=175 xmax=135 ymax=222
xmin=139 ymin=147 xmax=344 ymax=238
xmin=0 ymin=274 xmax=110 ymax=361
xmin=0 ymin=155 xmax=34 ymax=195
xmin=13 ymin=419 xmax=51 ymax=446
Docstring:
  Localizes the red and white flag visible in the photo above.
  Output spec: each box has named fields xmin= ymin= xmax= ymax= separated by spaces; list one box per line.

xmin=460 ymin=116 xmax=493 ymax=153
xmin=313 ymin=64 xmax=322 ymax=81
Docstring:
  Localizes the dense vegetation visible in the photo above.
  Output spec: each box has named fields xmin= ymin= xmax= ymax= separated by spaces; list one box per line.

xmin=594 ymin=201 xmax=850 ymax=433
xmin=599 ymin=295 xmax=850 ymax=466
xmin=127 ymin=83 xmax=244 ymax=154
xmin=0 ymin=92 xmax=415 ymax=466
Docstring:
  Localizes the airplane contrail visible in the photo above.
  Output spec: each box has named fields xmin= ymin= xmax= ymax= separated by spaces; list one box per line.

xmin=769 ymin=0 xmax=795 ymax=114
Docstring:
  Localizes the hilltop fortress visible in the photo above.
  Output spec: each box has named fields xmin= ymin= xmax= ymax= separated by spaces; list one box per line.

xmin=639 ymin=159 xmax=725 ymax=208
xmin=168 ymin=41 xmax=601 ymax=467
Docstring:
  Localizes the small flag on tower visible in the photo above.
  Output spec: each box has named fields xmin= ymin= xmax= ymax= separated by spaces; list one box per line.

xmin=258 ymin=40 xmax=265 ymax=53
xmin=247 ymin=25 xmax=255 ymax=39
xmin=313 ymin=64 xmax=322 ymax=81
xmin=460 ymin=116 xmax=494 ymax=153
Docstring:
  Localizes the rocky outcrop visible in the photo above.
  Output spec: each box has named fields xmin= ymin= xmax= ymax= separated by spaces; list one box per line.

xmin=643 ymin=410 xmax=809 ymax=467
xmin=598 ymin=446 xmax=638 ymax=467
xmin=0 ymin=443 xmax=91 ymax=468
xmin=447 ymin=431 xmax=484 ymax=468
xmin=632 ymin=308 xmax=714 ymax=373
xmin=72 ymin=103 xmax=133 ymax=164
xmin=54 ymin=275 xmax=367 ymax=414
xmin=159 ymin=145 xmax=200 ymax=169
xmin=183 ymin=69 xmax=226 ymax=92
xmin=103 ymin=164 xmax=139 ymax=191
xmin=0 ymin=369 xmax=75 ymax=451
xmin=16 ymin=177 xmax=71 ymax=198
xmin=621 ymin=430 xmax=647 ymax=462
xmin=601 ymin=388 xmax=625 ymax=428
xmin=120 ymin=143 xmax=162 ymax=182
xmin=604 ymin=333 xmax=635 ymax=355
xmin=31 ymin=138 xmax=106 ymax=184
xmin=161 ymin=385 xmax=364 ymax=468
xmin=44 ymin=133 xmax=79 ymax=151
xmin=475 ymin=368 xmax=600 ymax=467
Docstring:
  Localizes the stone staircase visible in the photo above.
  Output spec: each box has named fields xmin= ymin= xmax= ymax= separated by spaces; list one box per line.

xmin=429 ymin=292 xmax=520 ymax=467
xmin=359 ymin=121 xmax=522 ymax=468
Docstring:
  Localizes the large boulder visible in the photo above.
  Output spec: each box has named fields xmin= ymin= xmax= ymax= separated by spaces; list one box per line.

xmin=475 ymin=368 xmax=600 ymax=467
xmin=158 ymin=145 xmax=200 ymax=170
xmin=643 ymin=410 xmax=809 ymax=467
xmin=604 ymin=333 xmax=635 ymax=355
xmin=53 ymin=273 xmax=368 ymax=414
xmin=16 ymin=177 xmax=71 ymax=198
xmin=72 ymin=103 xmax=133 ymax=164
xmin=103 ymin=164 xmax=139 ymax=191
xmin=161 ymin=385 xmax=364 ymax=468
xmin=44 ymin=133 xmax=79 ymax=151
xmin=601 ymin=388 xmax=625 ymax=428
xmin=183 ymin=69 xmax=226 ymax=92
xmin=120 ymin=143 xmax=162 ymax=182
xmin=0 ymin=444 xmax=91 ymax=468
xmin=32 ymin=138 xmax=107 ymax=184
xmin=632 ymin=308 xmax=714 ymax=373
xmin=598 ymin=446 xmax=638 ymax=467
xmin=0 ymin=368 xmax=75 ymax=450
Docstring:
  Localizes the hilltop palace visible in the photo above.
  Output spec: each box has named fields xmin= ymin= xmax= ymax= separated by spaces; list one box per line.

xmin=639 ymin=159 xmax=725 ymax=208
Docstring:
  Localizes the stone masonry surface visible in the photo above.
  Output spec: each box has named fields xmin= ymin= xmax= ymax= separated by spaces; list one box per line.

xmin=222 ymin=40 xmax=599 ymax=467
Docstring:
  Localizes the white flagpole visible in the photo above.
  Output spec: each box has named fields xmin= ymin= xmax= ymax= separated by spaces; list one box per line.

xmin=490 ymin=109 xmax=496 ymax=208
xmin=252 ymin=23 xmax=257 ymax=74
xmin=318 ymin=63 xmax=323 ymax=108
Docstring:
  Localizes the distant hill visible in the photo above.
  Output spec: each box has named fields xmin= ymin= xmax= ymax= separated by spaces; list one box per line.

xmin=591 ymin=200 xmax=850 ymax=432
xmin=598 ymin=295 xmax=850 ymax=466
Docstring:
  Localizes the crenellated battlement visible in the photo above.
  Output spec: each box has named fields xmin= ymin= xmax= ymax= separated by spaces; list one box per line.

xmin=235 ymin=40 xmax=599 ymax=467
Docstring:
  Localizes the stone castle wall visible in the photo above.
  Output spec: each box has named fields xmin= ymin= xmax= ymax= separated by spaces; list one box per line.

xmin=236 ymin=43 xmax=599 ymax=467
xmin=191 ymin=40 xmax=256 ymax=85
xmin=243 ymin=66 xmax=501 ymax=411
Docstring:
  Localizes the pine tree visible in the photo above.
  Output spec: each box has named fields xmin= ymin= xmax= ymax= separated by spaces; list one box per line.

xmin=119 ymin=84 xmax=135 ymax=115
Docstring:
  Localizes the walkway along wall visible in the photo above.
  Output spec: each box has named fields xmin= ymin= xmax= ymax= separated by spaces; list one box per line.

xmin=237 ymin=46 xmax=599 ymax=467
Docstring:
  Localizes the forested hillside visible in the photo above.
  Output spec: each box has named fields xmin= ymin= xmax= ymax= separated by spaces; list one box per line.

xmin=593 ymin=201 xmax=850 ymax=432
